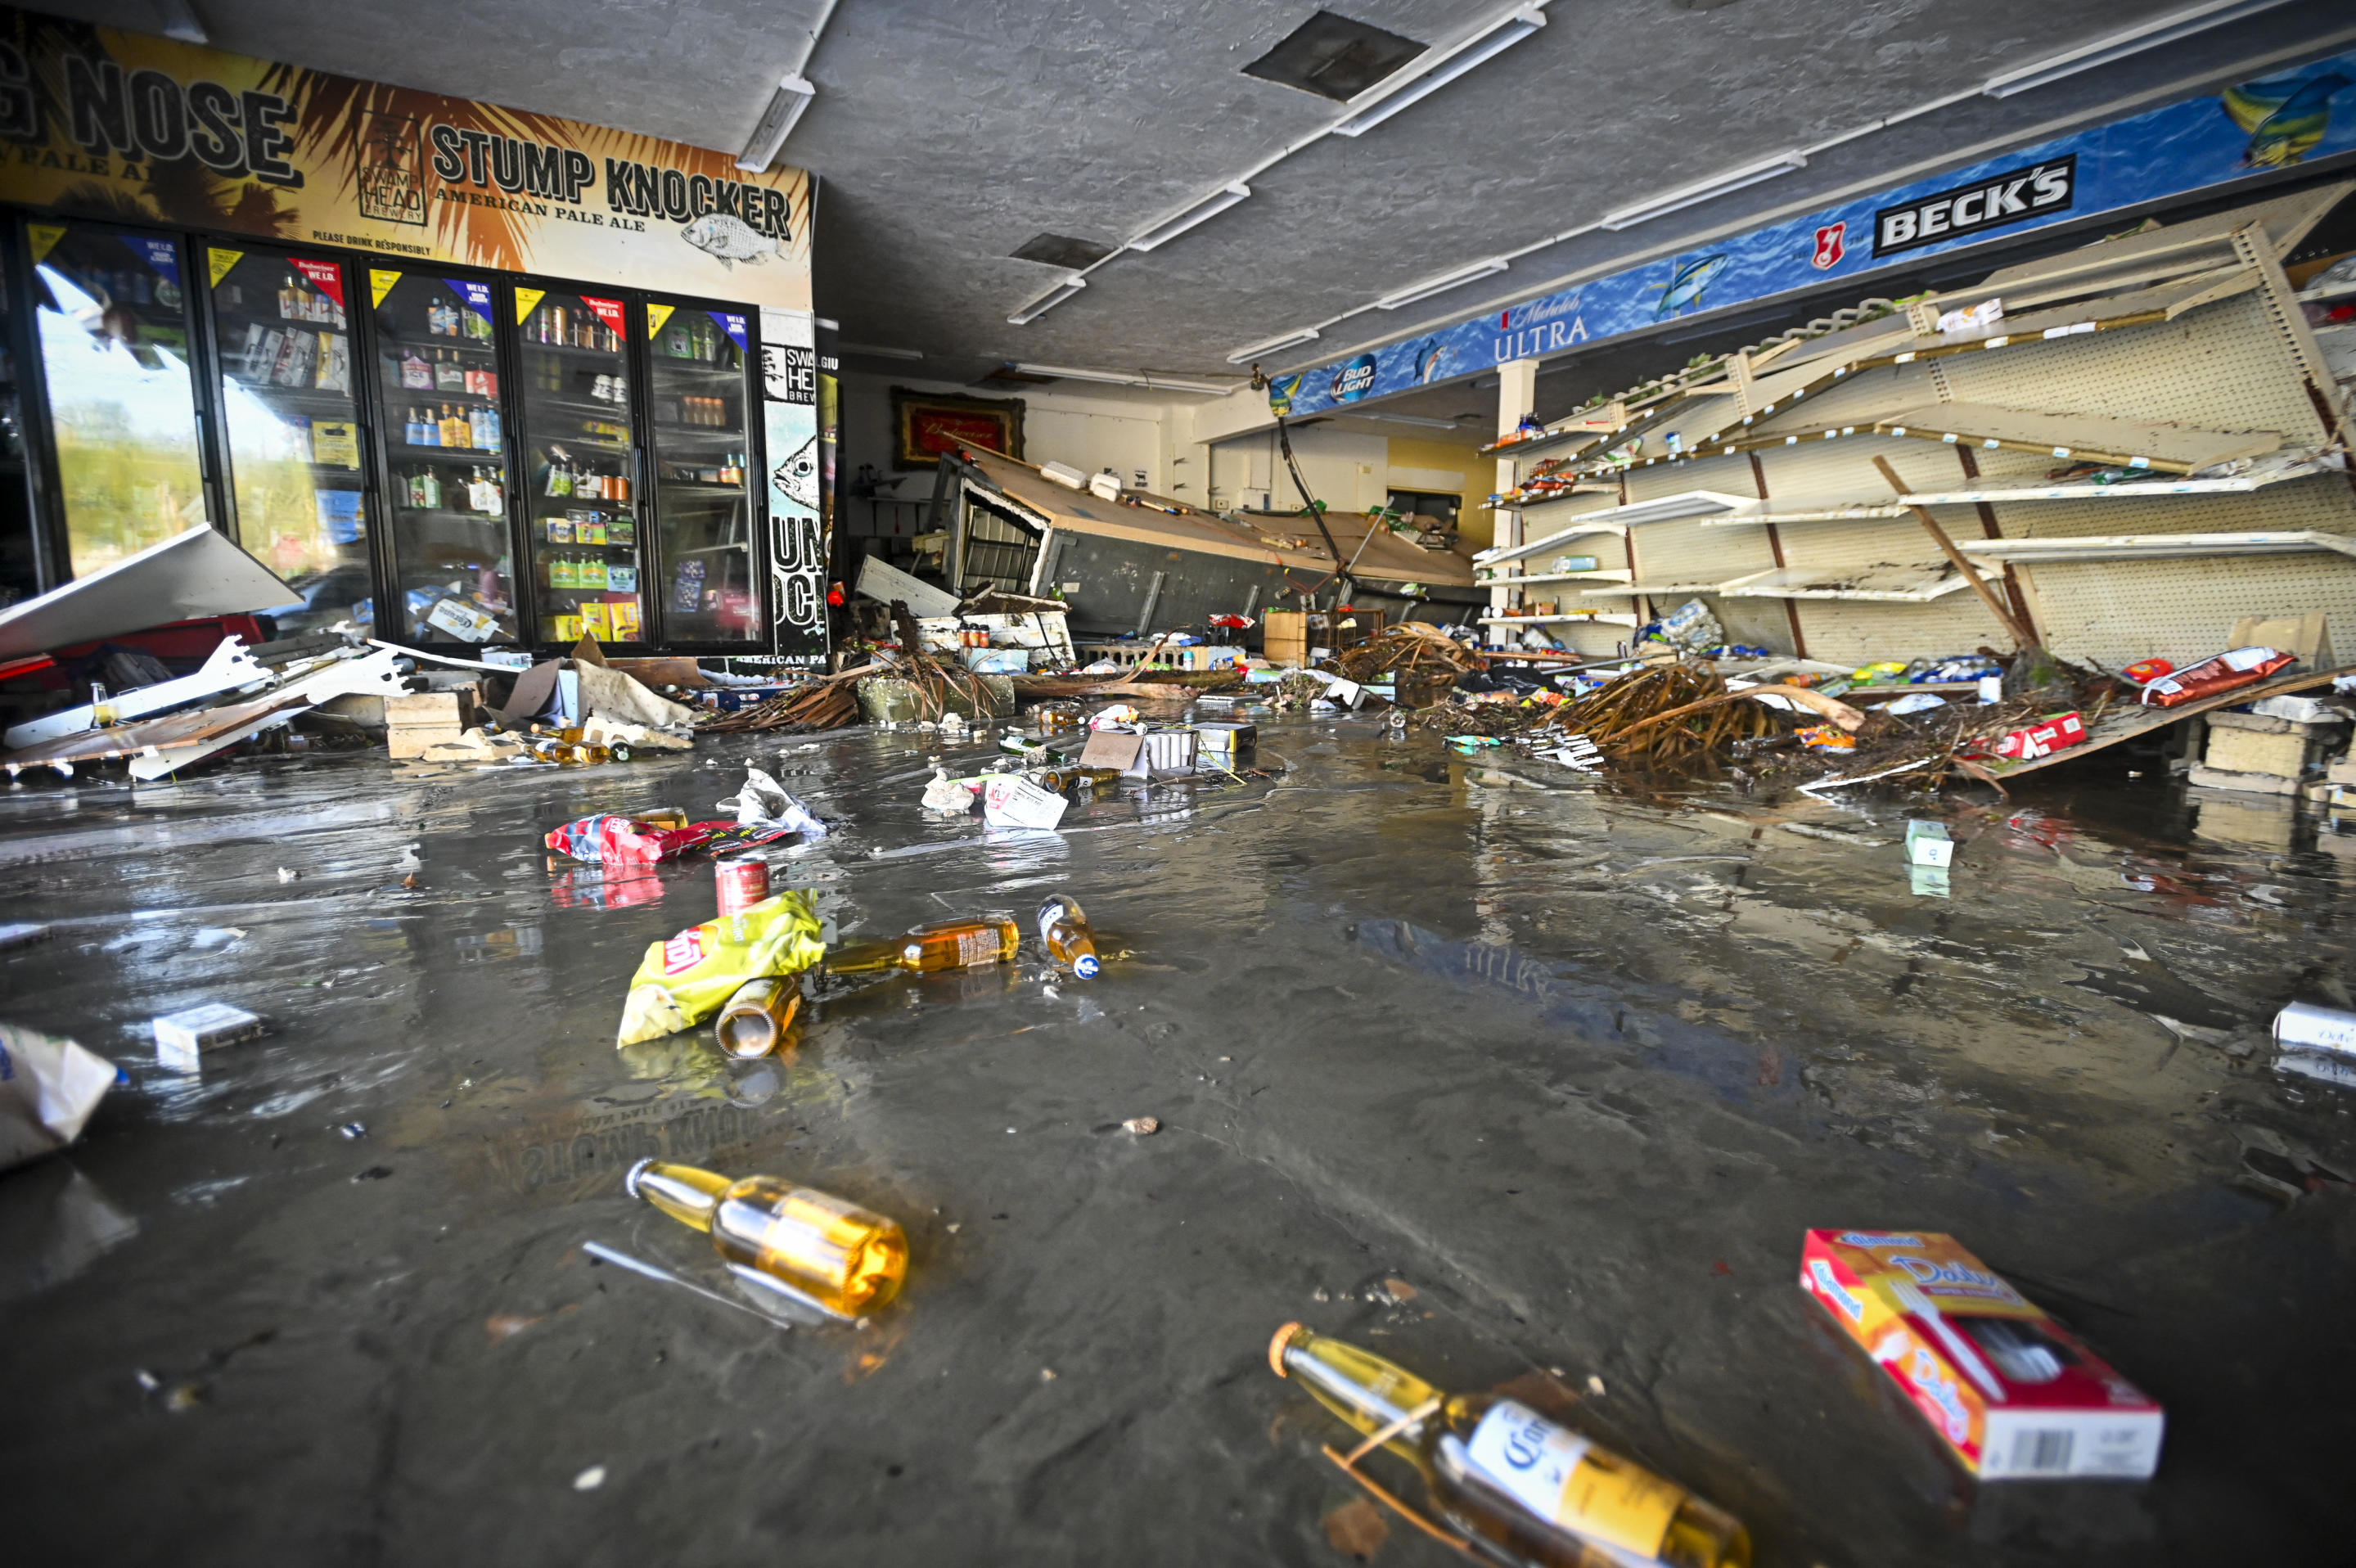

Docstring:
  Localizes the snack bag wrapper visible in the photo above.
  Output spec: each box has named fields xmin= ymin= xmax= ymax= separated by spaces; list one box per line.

xmin=547 ymin=813 xmax=793 ymax=865
xmin=617 ymin=890 xmax=825 ymax=1047
xmin=0 ymin=1022 xmax=118 ymax=1172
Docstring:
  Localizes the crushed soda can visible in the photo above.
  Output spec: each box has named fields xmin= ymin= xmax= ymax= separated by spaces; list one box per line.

xmin=1800 ymin=1229 xmax=2163 ymax=1480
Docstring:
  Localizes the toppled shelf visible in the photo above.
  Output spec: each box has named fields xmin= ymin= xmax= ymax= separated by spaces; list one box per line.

xmin=1957 ymin=529 xmax=2356 ymax=564
xmin=1476 ymin=569 xmax=1633 ymax=587
xmin=1718 ymin=565 xmax=1969 ymax=602
xmin=1471 ymin=520 xmax=1630 ymax=569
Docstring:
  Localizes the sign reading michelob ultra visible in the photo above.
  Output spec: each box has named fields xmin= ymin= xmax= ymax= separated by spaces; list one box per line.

xmin=0 ymin=7 xmax=812 ymax=309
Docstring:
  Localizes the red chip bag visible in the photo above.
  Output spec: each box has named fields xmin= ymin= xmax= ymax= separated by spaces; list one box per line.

xmin=2122 ymin=657 xmax=2173 ymax=684
xmin=2138 ymin=647 xmax=2294 ymax=707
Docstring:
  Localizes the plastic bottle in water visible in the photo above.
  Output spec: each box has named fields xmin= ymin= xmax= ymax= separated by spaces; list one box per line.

xmin=827 ymin=916 xmax=1020 ymax=975
xmin=1037 ymin=894 xmax=1100 ymax=978
xmin=625 ymin=1160 xmax=906 ymax=1318
xmin=1268 ymin=1324 xmax=1749 ymax=1568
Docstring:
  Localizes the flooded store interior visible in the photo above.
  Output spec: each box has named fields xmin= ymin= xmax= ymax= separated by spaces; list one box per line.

xmin=6 ymin=2 xmax=2356 ymax=1566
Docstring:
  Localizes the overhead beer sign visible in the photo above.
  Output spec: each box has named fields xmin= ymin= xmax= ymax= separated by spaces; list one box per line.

xmin=0 ymin=7 xmax=813 ymax=309
xmin=1872 ymin=155 xmax=2075 ymax=258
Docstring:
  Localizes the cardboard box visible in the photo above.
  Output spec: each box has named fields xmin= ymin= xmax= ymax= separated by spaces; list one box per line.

xmin=153 ymin=1003 xmax=264 ymax=1071
xmin=1991 ymin=711 xmax=2085 ymax=761
xmin=980 ymin=774 xmax=1067 ymax=830
xmin=386 ymin=689 xmax=476 ymax=729
xmin=1800 ymin=1230 xmax=2163 ymax=1480
xmin=1263 ymin=611 xmax=1309 ymax=666
xmin=1904 ymin=820 xmax=1953 ymax=867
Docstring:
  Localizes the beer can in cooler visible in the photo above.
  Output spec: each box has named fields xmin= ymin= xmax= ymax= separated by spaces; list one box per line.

xmin=716 ymin=856 xmax=769 ymax=915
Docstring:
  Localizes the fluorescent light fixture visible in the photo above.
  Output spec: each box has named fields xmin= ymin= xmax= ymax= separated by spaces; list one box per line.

xmin=1601 ymin=150 xmax=1808 ymax=230
xmin=1129 ymin=182 xmax=1252 ymax=251
xmin=1983 ymin=0 xmax=2296 ymax=97
xmin=154 ymin=0 xmax=207 ymax=43
xmin=1225 ymin=327 xmax=1322 ymax=364
xmin=1011 ymin=363 xmax=1239 ymax=395
xmin=837 ymin=342 xmax=923 ymax=360
xmin=1346 ymin=412 xmax=1469 ymax=429
xmin=1007 ymin=277 xmax=1087 ymax=326
xmin=1333 ymin=7 xmax=1546 ymax=137
xmin=736 ymin=74 xmax=816 ymax=172
xmin=1376 ymin=256 xmax=1510 ymax=310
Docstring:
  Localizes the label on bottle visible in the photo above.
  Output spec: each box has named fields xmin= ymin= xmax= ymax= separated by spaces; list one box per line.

xmin=955 ymin=927 xmax=1002 ymax=967
xmin=1461 ymin=1402 xmax=1682 ymax=1557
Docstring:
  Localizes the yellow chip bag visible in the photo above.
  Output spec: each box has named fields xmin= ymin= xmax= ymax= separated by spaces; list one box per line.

xmin=616 ymin=890 xmax=825 ymax=1047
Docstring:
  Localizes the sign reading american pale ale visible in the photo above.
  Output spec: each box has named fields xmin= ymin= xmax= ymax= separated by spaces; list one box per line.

xmin=0 ymin=7 xmax=813 ymax=309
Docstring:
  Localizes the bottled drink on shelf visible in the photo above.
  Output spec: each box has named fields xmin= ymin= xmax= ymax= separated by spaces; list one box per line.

xmin=1037 ymin=895 xmax=1100 ymax=978
xmin=580 ymin=554 xmax=607 ymax=589
xmin=1268 ymin=1325 xmax=1750 ymax=1568
xmin=435 ymin=348 xmax=463 ymax=392
xmin=625 ymin=1159 xmax=908 ymax=1319
xmin=405 ymin=406 xmax=426 ymax=445
xmin=400 ymin=345 xmax=431 ymax=389
xmin=828 ymin=916 xmax=1020 ymax=975
xmin=715 ymin=976 xmax=800 ymax=1058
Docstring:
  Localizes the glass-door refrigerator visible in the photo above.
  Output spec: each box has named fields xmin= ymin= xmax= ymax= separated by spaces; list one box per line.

xmin=23 ymin=218 xmax=213 ymax=579
xmin=208 ymin=246 xmax=370 ymax=637
xmin=368 ymin=271 xmax=516 ymax=647
xmin=645 ymin=302 xmax=759 ymax=644
xmin=515 ymin=286 xmax=641 ymax=646
xmin=0 ymin=237 xmax=38 ymax=608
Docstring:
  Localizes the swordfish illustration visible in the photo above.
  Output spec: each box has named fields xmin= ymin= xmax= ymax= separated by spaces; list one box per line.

xmin=1648 ymin=254 xmax=1729 ymax=321
xmin=2221 ymin=70 xmax=2351 ymax=169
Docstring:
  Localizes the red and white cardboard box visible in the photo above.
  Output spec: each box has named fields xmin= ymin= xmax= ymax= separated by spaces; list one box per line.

xmin=1799 ymin=1229 xmax=2163 ymax=1480
xmin=1988 ymin=710 xmax=2087 ymax=762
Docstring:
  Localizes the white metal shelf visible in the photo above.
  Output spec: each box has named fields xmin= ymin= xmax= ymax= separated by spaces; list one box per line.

xmin=1958 ymin=530 xmax=2356 ymax=564
xmin=1471 ymin=520 xmax=1631 ymax=569
xmin=1480 ymin=613 xmax=1641 ymax=628
xmin=1578 ymin=581 xmax=1723 ymax=597
xmin=1694 ymin=453 xmax=2337 ymax=525
xmin=1476 ymin=569 xmax=1632 ymax=588
xmin=1718 ymin=565 xmax=1969 ymax=603
xmin=1472 ymin=491 xmax=1751 ymax=565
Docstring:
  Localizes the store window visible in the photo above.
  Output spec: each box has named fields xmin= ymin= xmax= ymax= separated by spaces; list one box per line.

xmin=210 ymin=248 xmax=370 ymax=637
xmin=1385 ymin=489 xmax=1461 ymax=534
xmin=646 ymin=303 xmax=757 ymax=642
xmin=26 ymin=220 xmax=206 ymax=577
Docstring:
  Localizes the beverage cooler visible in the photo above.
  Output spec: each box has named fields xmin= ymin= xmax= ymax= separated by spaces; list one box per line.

xmin=0 ymin=214 xmax=777 ymax=656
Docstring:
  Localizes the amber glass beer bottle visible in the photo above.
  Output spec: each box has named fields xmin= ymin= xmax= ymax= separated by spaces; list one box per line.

xmin=1037 ymin=894 xmax=1100 ymax=978
xmin=626 ymin=1159 xmax=906 ymax=1318
xmin=1269 ymin=1324 xmax=1748 ymax=1568
xmin=827 ymin=916 xmax=1020 ymax=975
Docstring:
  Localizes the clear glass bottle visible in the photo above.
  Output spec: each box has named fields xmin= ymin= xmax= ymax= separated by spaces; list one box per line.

xmin=715 ymin=976 xmax=800 ymax=1058
xmin=625 ymin=1159 xmax=907 ymax=1318
xmin=1037 ymin=894 xmax=1100 ymax=978
xmin=1269 ymin=1325 xmax=1749 ymax=1568
xmin=828 ymin=916 xmax=1020 ymax=975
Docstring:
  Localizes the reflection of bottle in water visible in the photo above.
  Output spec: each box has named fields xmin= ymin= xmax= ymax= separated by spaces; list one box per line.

xmin=1038 ymin=895 xmax=1100 ymax=978
xmin=625 ymin=1159 xmax=907 ymax=1318
xmin=1270 ymin=1324 xmax=1750 ymax=1568
xmin=829 ymin=917 xmax=1020 ymax=975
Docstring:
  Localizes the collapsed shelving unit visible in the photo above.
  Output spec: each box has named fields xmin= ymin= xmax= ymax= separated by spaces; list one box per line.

xmin=1476 ymin=182 xmax=2356 ymax=666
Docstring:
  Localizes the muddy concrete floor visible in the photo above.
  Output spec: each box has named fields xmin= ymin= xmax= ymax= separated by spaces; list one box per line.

xmin=2 ymin=714 xmax=2354 ymax=1567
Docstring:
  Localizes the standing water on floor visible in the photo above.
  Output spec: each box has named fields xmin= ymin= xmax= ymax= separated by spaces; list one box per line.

xmin=1 ymin=714 xmax=2351 ymax=1566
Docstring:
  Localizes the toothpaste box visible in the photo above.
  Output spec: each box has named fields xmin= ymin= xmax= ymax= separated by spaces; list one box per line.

xmin=1799 ymin=1230 xmax=2163 ymax=1480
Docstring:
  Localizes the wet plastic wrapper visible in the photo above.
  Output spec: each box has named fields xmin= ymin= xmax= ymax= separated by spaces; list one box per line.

xmin=2138 ymin=646 xmax=2294 ymax=707
xmin=546 ymin=813 xmax=794 ymax=866
xmin=0 ymin=1022 xmax=117 ymax=1172
xmin=1799 ymin=1228 xmax=2163 ymax=1480
xmin=717 ymin=766 xmax=830 ymax=840
xmin=617 ymin=890 xmax=826 ymax=1047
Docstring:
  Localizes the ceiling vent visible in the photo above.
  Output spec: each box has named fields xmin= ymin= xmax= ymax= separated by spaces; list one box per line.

xmin=1011 ymin=233 xmax=1116 ymax=270
xmin=1243 ymin=11 xmax=1427 ymax=101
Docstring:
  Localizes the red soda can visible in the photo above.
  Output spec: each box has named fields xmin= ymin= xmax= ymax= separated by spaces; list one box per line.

xmin=715 ymin=856 xmax=769 ymax=915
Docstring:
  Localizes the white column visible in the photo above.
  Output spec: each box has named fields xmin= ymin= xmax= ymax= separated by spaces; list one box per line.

xmin=1490 ymin=358 xmax=1538 ymax=641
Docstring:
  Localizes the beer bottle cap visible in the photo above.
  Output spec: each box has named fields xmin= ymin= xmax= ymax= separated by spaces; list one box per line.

xmin=624 ymin=1156 xmax=657 ymax=1200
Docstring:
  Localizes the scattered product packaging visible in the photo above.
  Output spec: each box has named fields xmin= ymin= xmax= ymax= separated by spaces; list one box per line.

xmin=2122 ymin=657 xmax=2174 ymax=684
xmin=1905 ymin=820 xmax=1953 ymax=867
xmin=1988 ymin=711 xmax=2086 ymax=761
xmin=715 ymin=767 xmax=830 ymax=839
xmin=1800 ymin=1229 xmax=2163 ymax=1480
xmin=0 ymin=1022 xmax=116 ymax=1171
xmin=152 ymin=1003 xmax=264 ymax=1070
xmin=715 ymin=856 xmax=769 ymax=916
xmin=616 ymin=890 xmax=826 ymax=1047
xmin=2138 ymin=647 xmax=2295 ymax=708
xmin=981 ymin=773 xmax=1069 ymax=831
xmin=2272 ymin=1001 xmax=2356 ymax=1086
xmin=545 ymin=813 xmax=793 ymax=865
xmin=1796 ymin=725 xmax=1855 ymax=750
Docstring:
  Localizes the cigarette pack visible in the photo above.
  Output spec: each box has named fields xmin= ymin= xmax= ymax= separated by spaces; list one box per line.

xmin=153 ymin=1003 xmax=264 ymax=1070
xmin=1989 ymin=711 xmax=2085 ymax=761
xmin=1800 ymin=1230 xmax=2163 ymax=1480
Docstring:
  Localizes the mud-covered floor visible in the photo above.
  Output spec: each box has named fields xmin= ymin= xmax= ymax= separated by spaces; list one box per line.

xmin=3 ymin=715 xmax=2354 ymax=1567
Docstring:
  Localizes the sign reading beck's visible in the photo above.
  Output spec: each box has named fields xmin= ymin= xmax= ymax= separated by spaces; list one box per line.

xmin=1873 ymin=155 xmax=2076 ymax=258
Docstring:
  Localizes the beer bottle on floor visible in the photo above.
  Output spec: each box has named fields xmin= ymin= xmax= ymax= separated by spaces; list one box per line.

xmin=827 ymin=916 xmax=1020 ymax=975
xmin=1268 ymin=1324 xmax=1749 ymax=1568
xmin=715 ymin=977 xmax=800 ymax=1057
xmin=625 ymin=1159 xmax=907 ymax=1318
xmin=1037 ymin=894 xmax=1100 ymax=978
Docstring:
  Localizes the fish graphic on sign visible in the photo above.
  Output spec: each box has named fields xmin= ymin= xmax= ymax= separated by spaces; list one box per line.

xmin=681 ymin=212 xmax=780 ymax=267
xmin=2222 ymin=71 xmax=2351 ymax=169
xmin=773 ymin=435 xmax=820 ymax=511
xmin=1412 ymin=337 xmax=1457 ymax=385
xmin=1812 ymin=222 xmax=1847 ymax=270
xmin=1647 ymin=254 xmax=1728 ymax=320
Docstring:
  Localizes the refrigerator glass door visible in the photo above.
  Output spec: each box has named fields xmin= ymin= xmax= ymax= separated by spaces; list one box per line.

xmin=210 ymin=247 xmax=371 ymax=638
xmin=370 ymin=271 xmax=516 ymax=647
xmin=646 ymin=304 xmax=757 ymax=642
xmin=515 ymin=286 xmax=641 ymax=646
xmin=0 ymin=238 xmax=36 ymax=607
xmin=27 ymin=219 xmax=207 ymax=578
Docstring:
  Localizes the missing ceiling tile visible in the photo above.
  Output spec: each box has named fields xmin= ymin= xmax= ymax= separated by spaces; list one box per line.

xmin=1012 ymin=233 xmax=1116 ymax=270
xmin=1242 ymin=11 xmax=1426 ymax=102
